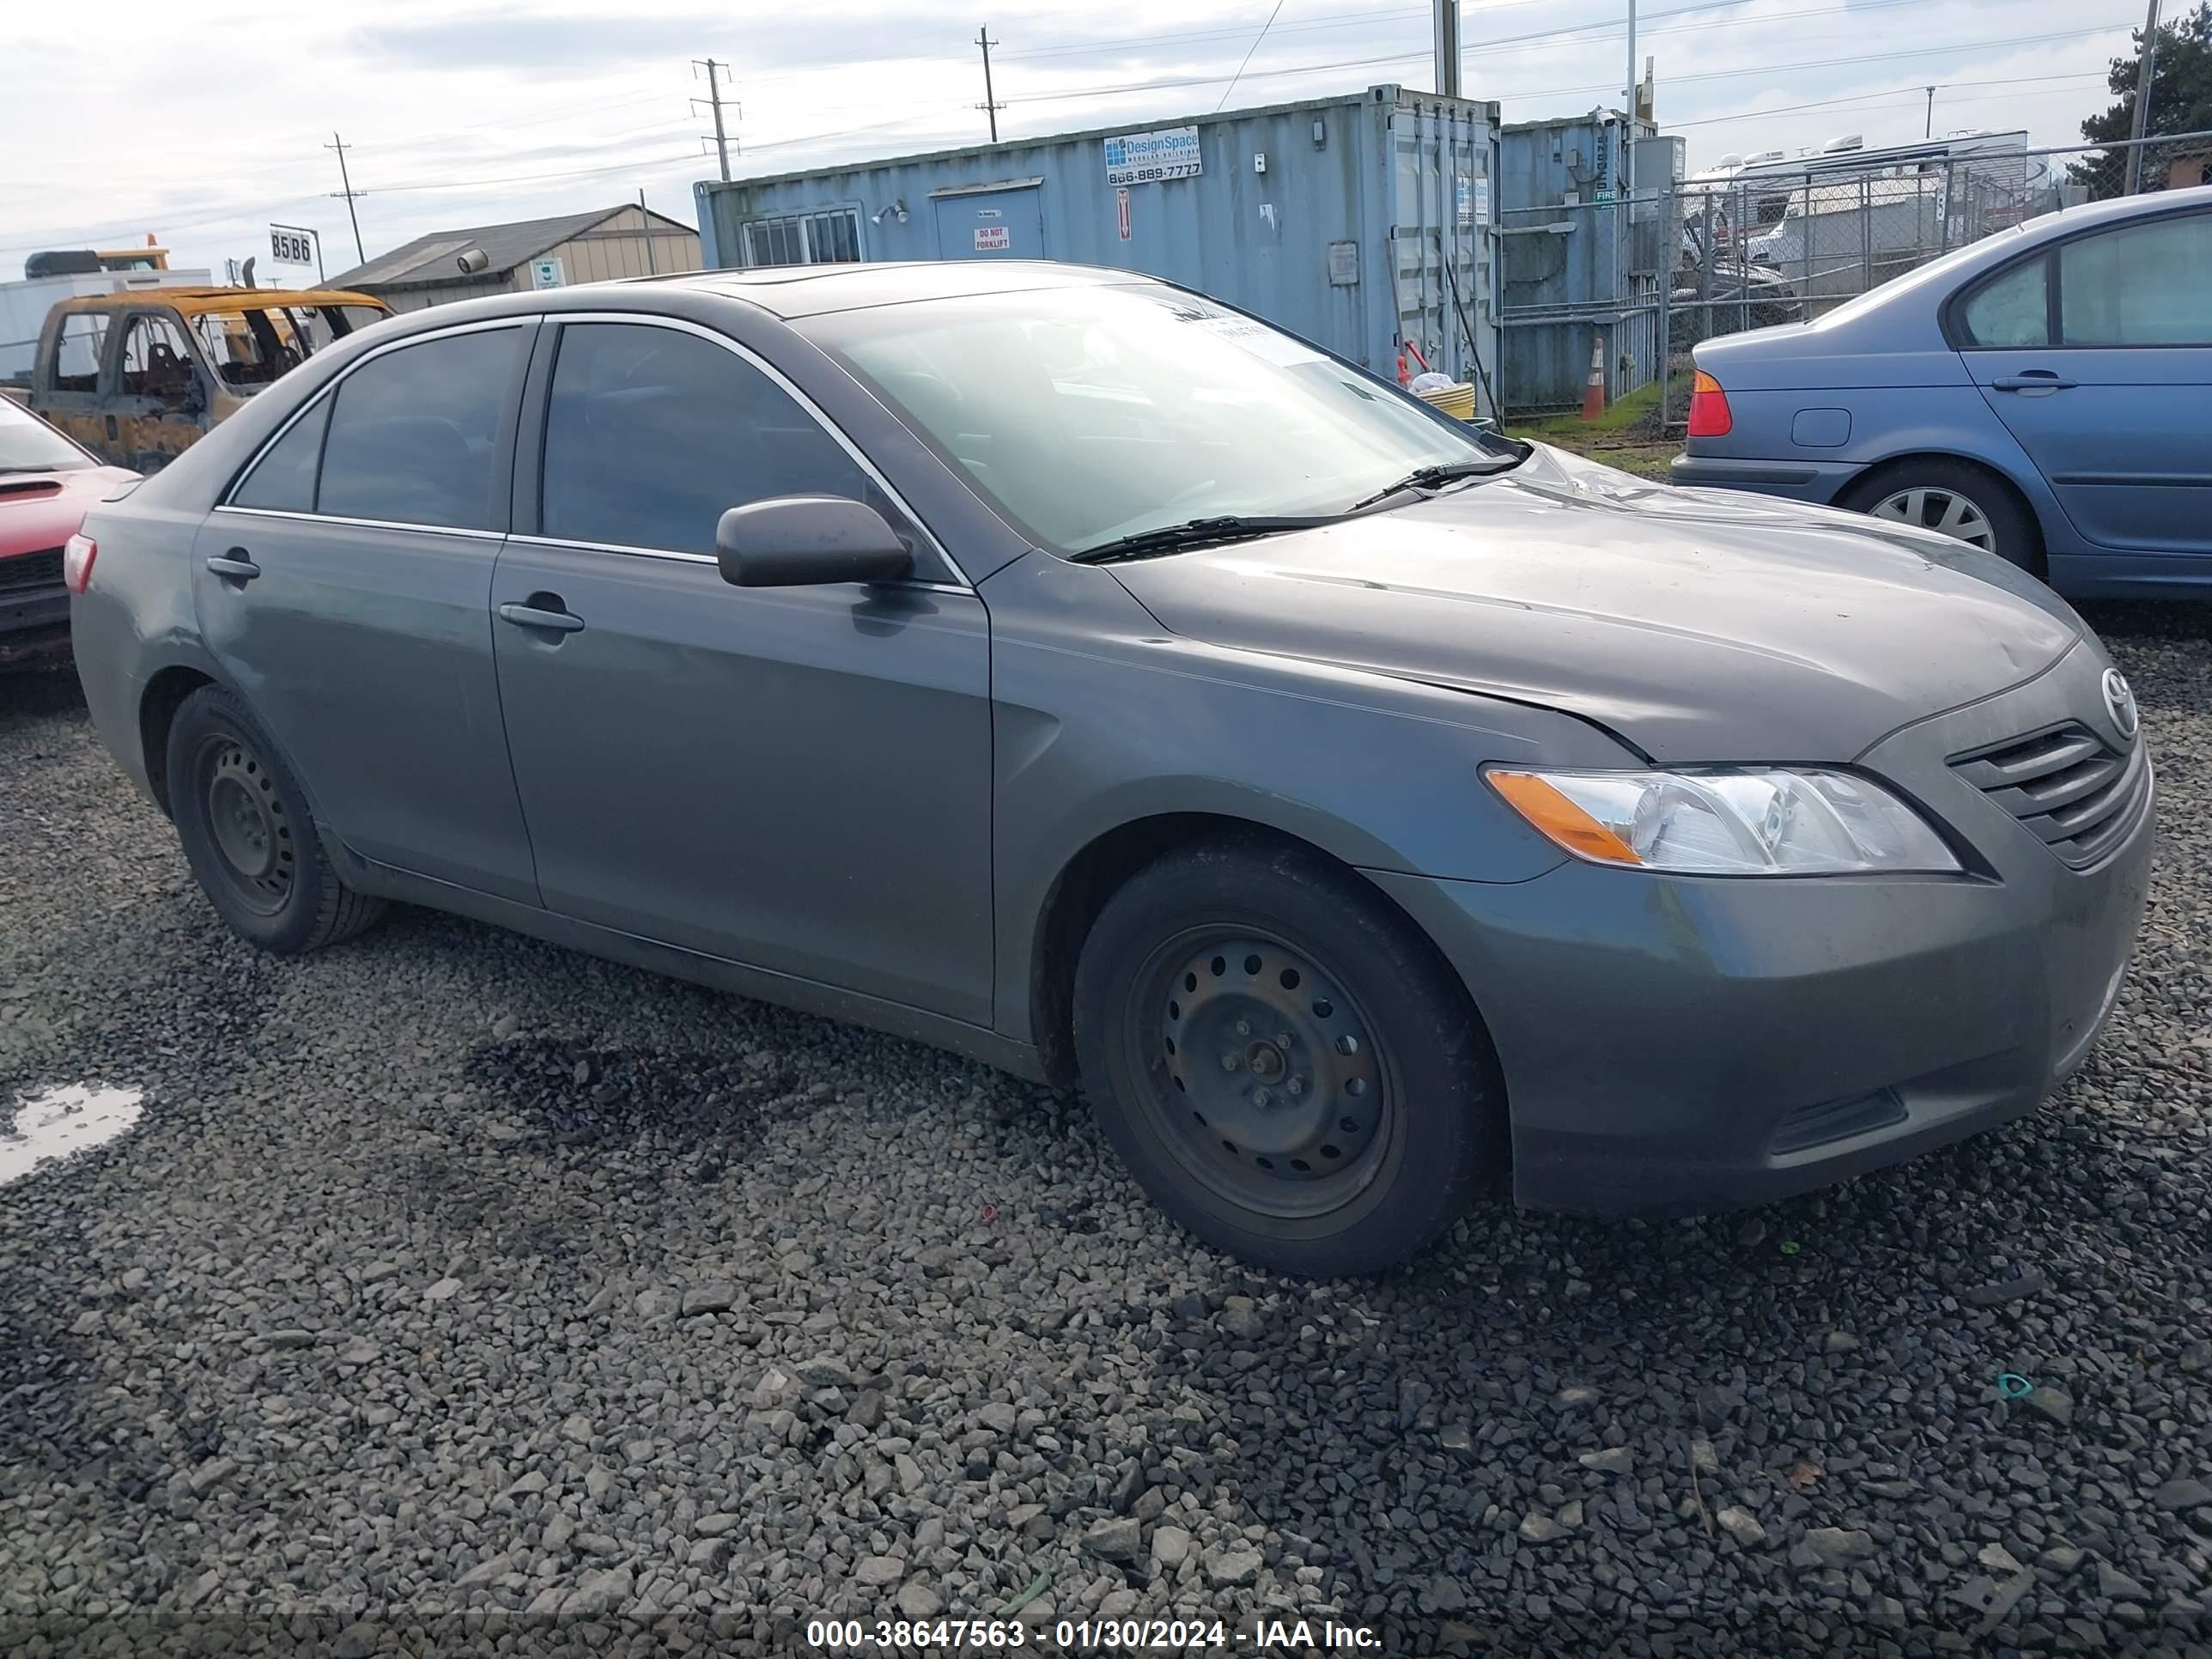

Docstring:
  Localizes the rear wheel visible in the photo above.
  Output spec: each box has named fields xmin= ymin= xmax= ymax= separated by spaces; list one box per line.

xmin=1844 ymin=459 xmax=2040 ymax=574
xmin=1072 ymin=836 xmax=1502 ymax=1276
xmin=167 ymin=685 xmax=385 ymax=955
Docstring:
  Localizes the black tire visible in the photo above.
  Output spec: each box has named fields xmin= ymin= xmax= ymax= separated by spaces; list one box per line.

xmin=1843 ymin=458 xmax=2041 ymax=576
xmin=1072 ymin=836 xmax=1503 ymax=1277
xmin=167 ymin=685 xmax=385 ymax=955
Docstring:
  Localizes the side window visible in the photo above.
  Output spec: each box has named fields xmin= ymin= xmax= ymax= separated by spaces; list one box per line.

xmin=119 ymin=313 xmax=198 ymax=403
xmin=50 ymin=313 xmax=110 ymax=392
xmin=2059 ymin=213 xmax=2212 ymax=347
xmin=231 ymin=397 xmax=331 ymax=513
xmin=540 ymin=321 xmax=881 ymax=556
xmin=1959 ymin=258 xmax=2048 ymax=348
xmin=318 ymin=329 xmax=524 ymax=530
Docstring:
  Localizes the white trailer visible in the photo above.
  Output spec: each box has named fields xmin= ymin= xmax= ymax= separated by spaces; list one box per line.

xmin=0 ymin=267 xmax=213 ymax=384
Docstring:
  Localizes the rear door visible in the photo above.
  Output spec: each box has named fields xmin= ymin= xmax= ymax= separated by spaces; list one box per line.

xmin=1955 ymin=205 xmax=2212 ymax=559
xmin=193 ymin=319 xmax=541 ymax=900
xmin=489 ymin=314 xmax=995 ymax=1022
xmin=31 ymin=308 xmax=114 ymax=460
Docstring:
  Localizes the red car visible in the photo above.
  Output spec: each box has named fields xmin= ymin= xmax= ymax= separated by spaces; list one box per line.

xmin=1 ymin=398 xmax=136 ymax=665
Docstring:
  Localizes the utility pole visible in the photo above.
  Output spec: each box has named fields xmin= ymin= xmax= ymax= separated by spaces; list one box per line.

xmin=1925 ymin=86 xmax=1936 ymax=137
xmin=325 ymin=133 xmax=366 ymax=265
xmin=693 ymin=58 xmax=736 ymax=183
xmin=2124 ymin=0 xmax=2161 ymax=195
xmin=639 ymin=187 xmax=656 ymax=275
xmin=1432 ymin=0 xmax=1461 ymax=98
xmin=975 ymin=27 xmax=1006 ymax=143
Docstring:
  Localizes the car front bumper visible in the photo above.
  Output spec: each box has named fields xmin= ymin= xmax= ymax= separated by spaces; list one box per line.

xmin=1668 ymin=452 xmax=1863 ymax=506
xmin=0 ymin=580 xmax=70 ymax=665
xmin=1368 ymin=641 xmax=2155 ymax=1217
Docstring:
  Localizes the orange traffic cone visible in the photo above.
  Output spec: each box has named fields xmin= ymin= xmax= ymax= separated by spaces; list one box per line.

xmin=1579 ymin=329 xmax=1607 ymax=422
xmin=1396 ymin=352 xmax=1412 ymax=388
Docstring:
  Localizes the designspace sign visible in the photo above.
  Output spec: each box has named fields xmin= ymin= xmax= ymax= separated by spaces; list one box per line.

xmin=1104 ymin=125 xmax=1203 ymax=185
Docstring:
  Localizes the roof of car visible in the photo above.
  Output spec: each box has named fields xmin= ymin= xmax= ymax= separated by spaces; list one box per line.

xmin=2012 ymin=180 xmax=2212 ymax=241
xmin=49 ymin=287 xmax=389 ymax=317
xmin=619 ymin=260 xmax=1155 ymax=319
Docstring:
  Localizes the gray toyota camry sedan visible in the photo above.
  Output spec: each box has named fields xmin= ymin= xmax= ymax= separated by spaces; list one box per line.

xmin=65 ymin=262 xmax=2153 ymax=1276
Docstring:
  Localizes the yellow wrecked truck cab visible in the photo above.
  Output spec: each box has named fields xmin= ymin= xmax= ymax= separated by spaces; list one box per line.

xmin=28 ymin=287 xmax=389 ymax=472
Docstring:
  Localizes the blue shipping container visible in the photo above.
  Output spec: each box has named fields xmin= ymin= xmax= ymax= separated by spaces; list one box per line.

xmin=696 ymin=86 xmax=1504 ymax=417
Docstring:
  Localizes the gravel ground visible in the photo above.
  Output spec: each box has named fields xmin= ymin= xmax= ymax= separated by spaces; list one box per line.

xmin=2 ymin=605 xmax=2209 ymax=1658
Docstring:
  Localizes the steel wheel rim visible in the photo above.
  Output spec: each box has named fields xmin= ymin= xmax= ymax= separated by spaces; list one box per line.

xmin=1127 ymin=929 xmax=1395 ymax=1220
xmin=1869 ymin=486 xmax=1995 ymax=551
xmin=198 ymin=738 xmax=294 ymax=915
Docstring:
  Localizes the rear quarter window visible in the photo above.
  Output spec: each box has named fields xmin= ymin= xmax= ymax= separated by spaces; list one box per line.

xmin=230 ymin=397 xmax=331 ymax=513
xmin=1957 ymin=257 xmax=2049 ymax=348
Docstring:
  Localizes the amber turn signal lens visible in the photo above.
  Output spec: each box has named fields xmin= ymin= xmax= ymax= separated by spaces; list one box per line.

xmin=1488 ymin=770 xmax=1643 ymax=865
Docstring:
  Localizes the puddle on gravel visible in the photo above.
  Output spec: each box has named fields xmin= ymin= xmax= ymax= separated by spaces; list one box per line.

xmin=0 ymin=1085 xmax=145 ymax=1187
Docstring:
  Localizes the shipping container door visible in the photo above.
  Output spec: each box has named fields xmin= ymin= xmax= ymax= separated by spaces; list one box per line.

xmin=933 ymin=185 xmax=1045 ymax=260
xmin=1387 ymin=102 xmax=1498 ymax=415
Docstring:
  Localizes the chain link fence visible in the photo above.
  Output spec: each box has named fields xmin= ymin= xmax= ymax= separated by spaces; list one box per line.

xmin=1656 ymin=130 xmax=2212 ymax=430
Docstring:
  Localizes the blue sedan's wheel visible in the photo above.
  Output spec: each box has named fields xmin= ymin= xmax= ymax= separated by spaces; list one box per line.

xmin=1845 ymin=458 xmax=2039 ymax=574
xmin=1072 ymin=836 xmax=1505 ymax=1276
xmin=1869 ymin=484 xmax=1995 ymax=551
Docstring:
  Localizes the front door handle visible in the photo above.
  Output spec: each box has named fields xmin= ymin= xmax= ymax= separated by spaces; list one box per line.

xmin=1992 ymin=372 xmax=2076 ymax=392
xmin=497 ymin=601 xmax=586 ymax=634
xmin=205 ymin=551 xmax=260 ymax=580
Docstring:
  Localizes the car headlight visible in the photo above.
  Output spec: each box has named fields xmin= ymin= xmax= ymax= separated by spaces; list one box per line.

xmin=1487 ymin=767 xmax=1960 ymax=875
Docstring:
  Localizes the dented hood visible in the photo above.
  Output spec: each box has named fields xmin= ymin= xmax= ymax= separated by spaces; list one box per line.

xmin=1106 ymin=444 xmax=2082 ymax=762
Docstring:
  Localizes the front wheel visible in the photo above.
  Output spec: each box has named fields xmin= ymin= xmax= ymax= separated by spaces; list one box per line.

xmin=1072 ymin=837 xmax=1503 ymax=1276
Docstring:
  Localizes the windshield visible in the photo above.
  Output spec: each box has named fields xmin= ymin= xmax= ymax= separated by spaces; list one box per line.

xmin=803 ymin=285 xmax=1509 ymax=555
xmin=0 ymin=398 xmax=94 ymax=472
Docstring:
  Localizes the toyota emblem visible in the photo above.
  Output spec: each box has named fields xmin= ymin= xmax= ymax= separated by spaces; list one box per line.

xmin=2101 ymin=669 xmax=2139 ymax=742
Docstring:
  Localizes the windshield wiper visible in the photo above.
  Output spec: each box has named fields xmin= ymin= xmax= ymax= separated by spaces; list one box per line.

xmin=1346 ymin=455 xmax=1522 ymax=513
xmin=1066 ymin=514 xmax=1342 ymax=565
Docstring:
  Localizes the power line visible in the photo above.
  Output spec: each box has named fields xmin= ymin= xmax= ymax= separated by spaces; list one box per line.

xmin=1000 ymin=18 xmax=2136 ymax=109
xmin=1216 ymin=1 xmax=1290 ymax=112
xmin=1665 ymin=74 xmax=2110 ymax=128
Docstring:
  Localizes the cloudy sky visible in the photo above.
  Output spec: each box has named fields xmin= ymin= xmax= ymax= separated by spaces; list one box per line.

xmin=4 ymin=0 xmax=2141 ymax=281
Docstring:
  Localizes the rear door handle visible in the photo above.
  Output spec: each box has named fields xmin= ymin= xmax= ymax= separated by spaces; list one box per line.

xmin=1992 ymin=373 xmax=2076 ymax=392
xmin=497 ymin=601 xmax=586 ymax=634
xmin=205 ymin=551 xmax=260 ymax=580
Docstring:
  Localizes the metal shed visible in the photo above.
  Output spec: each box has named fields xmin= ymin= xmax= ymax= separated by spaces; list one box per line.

xmin=1494 ymin=111 xmax=1680 ymax=413
xmin=696 ymin=86 xmax=1504 ymax=416
xmin=328 ymin=204 xmax=702 ymax=314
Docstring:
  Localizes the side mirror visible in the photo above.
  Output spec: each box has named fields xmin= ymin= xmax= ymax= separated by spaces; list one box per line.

xmin=715 ymin=495 xmax=913 ymax=588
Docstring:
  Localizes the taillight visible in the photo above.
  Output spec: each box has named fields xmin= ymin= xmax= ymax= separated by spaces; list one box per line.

xmin=63 ymin=533 xmax=97 ymax=593
xmin=1686 ymin=369 xmax=1733 ymax=439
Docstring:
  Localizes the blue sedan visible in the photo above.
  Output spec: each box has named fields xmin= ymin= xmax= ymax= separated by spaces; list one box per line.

xmin=1672 ymin=184 xmax=2212 ymax=597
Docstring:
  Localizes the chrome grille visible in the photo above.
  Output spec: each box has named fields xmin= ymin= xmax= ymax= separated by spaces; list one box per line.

xmin=1949 ymin=720 xmax=2149 ymax=870
xmin=0 ymin=547 xmax=64 ymax=593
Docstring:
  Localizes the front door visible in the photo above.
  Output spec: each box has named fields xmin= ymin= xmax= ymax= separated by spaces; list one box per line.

xmin=192 ymin=320 xmax=540 ymax=901
xmin=110 ymin=308 xmax=212 ymax=472
xmin=1957 ymin=205 xmax=2212 ymax=560
xmin=933 ymin=185 xmax=1044 ymax=261
xmin=490 ymin=318 xmax=995 ymax=1023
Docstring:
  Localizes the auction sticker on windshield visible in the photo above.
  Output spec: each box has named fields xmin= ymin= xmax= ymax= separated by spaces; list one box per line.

xmin=1104 ymin=125 xmax=1202 ymax=185
xmin=1192 ymin=314 xmax=1324 ymax=367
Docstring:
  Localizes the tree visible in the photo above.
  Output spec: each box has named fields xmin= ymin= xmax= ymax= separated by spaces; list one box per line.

xmin=2072 ymin=3 xmax=2212 ymax=195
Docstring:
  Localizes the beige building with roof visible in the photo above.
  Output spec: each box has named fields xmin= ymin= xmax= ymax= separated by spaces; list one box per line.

xmin=328 ymin=204 xmax=702 ymax=314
